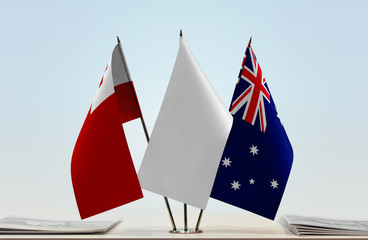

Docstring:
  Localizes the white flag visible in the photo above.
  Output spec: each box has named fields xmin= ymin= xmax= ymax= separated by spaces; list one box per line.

xmin=138 ymin=37 xmax=232 ymax=209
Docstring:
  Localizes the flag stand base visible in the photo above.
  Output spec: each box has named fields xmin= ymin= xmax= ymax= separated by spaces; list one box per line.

xmin=169 ymin=229 xmax=203 ymax=234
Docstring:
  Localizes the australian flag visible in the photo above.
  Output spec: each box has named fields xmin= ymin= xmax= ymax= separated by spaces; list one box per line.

xmin=210 ymin=43 xmax=293 ymax=220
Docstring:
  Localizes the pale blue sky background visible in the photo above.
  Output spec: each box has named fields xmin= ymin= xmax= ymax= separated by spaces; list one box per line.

xmin=1 ymin=0 xmax=368 ymax=223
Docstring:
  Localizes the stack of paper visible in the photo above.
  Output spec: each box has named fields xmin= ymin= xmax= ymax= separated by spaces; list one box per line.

xmin=0 ymin=216 xmax=119 ymax=234
xmin=280 ymin=215 xmax=368 ymax=236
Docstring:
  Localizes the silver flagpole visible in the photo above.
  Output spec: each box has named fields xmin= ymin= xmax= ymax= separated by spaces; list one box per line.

xmin=180 ymin=30 xmax=188 ymax=233
xmin=195 ymin=209 xmax=203 ymax=231
xmin=116 ymin=36 xmax=177 ymax=232
xmin=180 ymin=30 xmax=204 ymax=234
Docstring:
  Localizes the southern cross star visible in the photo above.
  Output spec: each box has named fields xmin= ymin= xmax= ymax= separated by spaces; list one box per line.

xmin=270 ymin=179 xmax=279 ymax=189
xmin=249 ymin=178 xmax=255 ymax=184
xmin=249 ymin=144 xmax=259 ymax=156
xmin=231 ymin=180 xmax=241 ymax=190
xmin=222 ymin=157 xmax=232 ymax=168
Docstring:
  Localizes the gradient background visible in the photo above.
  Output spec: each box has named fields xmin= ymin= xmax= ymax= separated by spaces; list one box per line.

xmin=1 ymin=0 xmax=368 ymax=223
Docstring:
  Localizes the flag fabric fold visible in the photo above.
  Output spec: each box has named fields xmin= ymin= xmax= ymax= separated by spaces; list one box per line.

xmin=138 ymin=37 xmax=233 ymax=209
xmin=210 ymin=44 xmax=293 ymax=220
xmin=71 ymin=43 xmax=143 ymax=219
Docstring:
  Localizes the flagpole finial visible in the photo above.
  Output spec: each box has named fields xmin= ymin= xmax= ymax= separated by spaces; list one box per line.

xmin=248 ymin=36 xmax=252 ymax=47
xmin=180 ymin=29 xmax=183 ymax=37
xmin=117 ymin=36 xmax=121 ymax=44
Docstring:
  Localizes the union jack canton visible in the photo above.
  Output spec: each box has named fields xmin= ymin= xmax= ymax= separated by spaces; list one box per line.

xmin=230 ymin=46 xmax=270 ymax=133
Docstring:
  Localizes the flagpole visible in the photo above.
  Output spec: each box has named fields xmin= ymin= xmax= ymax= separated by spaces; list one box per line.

xmin=229 ymin=36 xmax=253 ymax=108
xmin=116 ymin=36 xmax=177 ymax=232
xmin=179 ymin=29 xmax=205 ymax=233
xmin=179 ymin=29 xmax=190 ymax=233
xmin=164 ymin=195 xmax=177 ymax=231
xmin=184 ymin=203 xmax=188 ymax=232
xmin=195 ymin=209 xmax=203 ymax=231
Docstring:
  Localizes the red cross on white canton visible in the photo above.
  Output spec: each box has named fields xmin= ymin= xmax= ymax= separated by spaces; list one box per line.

xmin=230 ymin=46 xmax=271 ymax=133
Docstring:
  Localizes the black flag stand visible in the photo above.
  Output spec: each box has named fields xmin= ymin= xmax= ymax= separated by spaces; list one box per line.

xmin=116 ymin=36 xmax=177 ymax=232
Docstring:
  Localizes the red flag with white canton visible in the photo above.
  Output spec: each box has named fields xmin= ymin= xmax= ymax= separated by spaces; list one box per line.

xmin=71 ymin=43 xmax=143 ymax=219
